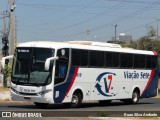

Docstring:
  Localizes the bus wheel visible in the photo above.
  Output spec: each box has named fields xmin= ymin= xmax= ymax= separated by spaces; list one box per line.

xmin=70 ymin=92 xmax=82 ymax=108
xmin=122 ymin=90 xmax=140 ymax=104
xmin=99 ymin=100 xmax=111 ymax=106
xmin=34 ymin=102 xmax=48 ymax=108
xmin=131 ymin=90 xmax=139 ymax=104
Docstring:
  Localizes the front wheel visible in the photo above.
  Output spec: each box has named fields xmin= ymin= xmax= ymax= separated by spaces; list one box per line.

xmin=70 ymin=92 xmax=82 ymax=108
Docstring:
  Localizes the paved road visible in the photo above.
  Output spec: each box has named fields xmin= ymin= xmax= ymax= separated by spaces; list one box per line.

xmin=0 ymin=98 xmax=160 ymax=111
xmin=0 ymin=98 xmax=160 ymax=117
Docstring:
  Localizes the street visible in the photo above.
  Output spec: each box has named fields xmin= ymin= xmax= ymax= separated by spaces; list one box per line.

xmin=0 ymin=98 xmax=160 ymax=117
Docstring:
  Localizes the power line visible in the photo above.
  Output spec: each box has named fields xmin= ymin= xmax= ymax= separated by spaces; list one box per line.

xmin=35 ymin=1 xmax=126 ymax=33
xmin=123 ymin=21 xmax=156 ymax=33
xmin=104 ymin=0 xmax=157 ymax=4
xmin=19 ymin=1 xmax=126 ymax=34
xmin=38 ymin=1 xmax=160 ymax=32
xmin=57 ymin=0 xmax=98 ymax=21
xmin=61 ymin=1 xmax=160 ymax=38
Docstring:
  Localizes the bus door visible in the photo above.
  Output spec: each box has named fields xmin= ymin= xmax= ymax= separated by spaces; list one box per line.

xmin=53 ymin=48 xmax=70 ymax=103
xmin=54 ymin=49 xmax=69 ymax=85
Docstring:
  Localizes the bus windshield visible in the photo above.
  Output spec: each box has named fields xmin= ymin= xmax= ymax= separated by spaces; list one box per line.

xmin=11 ymin=47 xmax=54 ymax=86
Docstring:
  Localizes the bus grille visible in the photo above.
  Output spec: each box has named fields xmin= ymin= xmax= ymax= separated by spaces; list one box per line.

xmin=19 ymin=92 xmax=38 ymax=96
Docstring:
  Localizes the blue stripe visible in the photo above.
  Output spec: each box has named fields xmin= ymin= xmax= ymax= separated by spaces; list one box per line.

xmin=141 ymin=69 xmax=159 ymax=98
xmin=53 ymin=67 xmax=76 ymax=103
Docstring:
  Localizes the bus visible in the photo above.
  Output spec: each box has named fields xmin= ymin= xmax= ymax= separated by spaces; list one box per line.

xmin=3 ymin=41 xmax=159 ymax=108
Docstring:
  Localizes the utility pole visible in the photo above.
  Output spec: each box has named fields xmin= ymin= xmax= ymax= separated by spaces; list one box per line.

xmin=86 ymin=30 xmax=90 ymax=41
xmin=115 ymin=24 xmax=117 ymax=44
xmin=9 ymin=0 xmax=15 ymax=55
xmin=3 ymin=11 xmax=7 ymax=36
xmin=157 ymin=19 xmax=160 ymax=40
xmin=2 ymin=11 xmax=9 ymax=57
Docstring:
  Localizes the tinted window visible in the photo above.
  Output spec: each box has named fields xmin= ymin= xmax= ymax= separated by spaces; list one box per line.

xmin=120 ymin=53 xmax=133 ymax=68
xmin=113 ymin=52 xmax=119 ymax=67
xmin=146 ymin=55 xmax=158 ymax=69
xmin=106 ymin=52 xmax=112 ymax=67
xmin=55 ymin=49 xmax=69 ymax=84
xmin=72 ymin=49 xmax=80 ymax=66
xmin=134 ymin=54 xmax=140 ymax=68
xmin=139 ymin=55 xmax=145 ymax=68
xmin=90 ymin=51 xmax=97 ymax=66
xmin=97 ymin=51 xmax=105 ymax=67
xmin=146 ymin=55 xmax=152 ymax=69
xmin=81 ymin=50 xmax=88 ymax=66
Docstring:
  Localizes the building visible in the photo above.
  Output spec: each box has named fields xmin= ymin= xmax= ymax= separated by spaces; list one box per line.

xmin=112 ymin=33 xmax=132 ymax=44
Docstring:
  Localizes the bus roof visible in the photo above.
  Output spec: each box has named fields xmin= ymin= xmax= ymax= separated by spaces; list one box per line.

xmin=17 ymin=41 xmax=156 ymax=55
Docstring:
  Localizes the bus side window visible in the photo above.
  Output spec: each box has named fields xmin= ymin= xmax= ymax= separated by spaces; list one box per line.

xmin=55 ymin=48 xmax=69 ymax=84
xmin=59 ymin=62 xmax=67 ymax=78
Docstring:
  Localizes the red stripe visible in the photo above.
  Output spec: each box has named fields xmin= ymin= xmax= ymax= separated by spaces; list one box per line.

xmin=141 ymin=70 xmax=155 ymax=96
xmin=153 ymin=51 xmax=157 ymax=56
xmin=65 ymin=67 xmax=79 ymax=96
xmin=108 ymin=75 xmax=112 ymax=92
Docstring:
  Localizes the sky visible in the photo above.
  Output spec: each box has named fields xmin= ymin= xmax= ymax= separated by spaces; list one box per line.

xmin=0 ymin=0 xmax=160 ymax=43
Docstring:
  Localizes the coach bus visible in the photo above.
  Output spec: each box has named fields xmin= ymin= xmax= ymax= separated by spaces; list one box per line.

xmin=2 ymin=41 xmax=159 ymax=108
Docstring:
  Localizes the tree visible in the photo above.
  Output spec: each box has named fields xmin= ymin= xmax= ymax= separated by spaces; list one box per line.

xmin=3 ymin=64 xmax=11 ymax=87
xmin=147 ymin=26 xmax=156 ymax=39
xmin=138 ymin=36 xmax=152 ymax=50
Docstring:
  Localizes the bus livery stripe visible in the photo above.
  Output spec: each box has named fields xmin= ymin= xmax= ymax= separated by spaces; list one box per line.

xmin=53 ymin=67 xmax=78 ymax=103
xmin=141 ymin=69 xmax=158 ymax=97
xmin=65 ymin=67 xmax=79 ymax=96
xmin=153 ymin=51 xmax=157 ymax=56
xmin=141 ymin=70 xmax=154 ymax=96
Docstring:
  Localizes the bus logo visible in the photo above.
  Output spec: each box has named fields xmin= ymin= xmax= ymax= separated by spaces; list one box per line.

xmin=95 ymin=72 xmax=116 ymax=97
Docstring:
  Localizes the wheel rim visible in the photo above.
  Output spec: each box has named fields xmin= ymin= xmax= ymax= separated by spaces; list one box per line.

xmin=133 ymin=92 xmax=138 ymax=103
xmin=71 ymin=95 xmax=78 ymax=104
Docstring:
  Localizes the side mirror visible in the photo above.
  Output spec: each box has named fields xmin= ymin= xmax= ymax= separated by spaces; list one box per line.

xmin=44 ymin=57 xmax=59 ymax=71
xmin=1 ymin=55 xmax=13 ymax=69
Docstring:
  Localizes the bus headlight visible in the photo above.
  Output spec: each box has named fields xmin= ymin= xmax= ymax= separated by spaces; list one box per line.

xmin=11 ymin=87 xmax=19 ymax=94
xmin=38 ymin=89 xmax=52 ymax=95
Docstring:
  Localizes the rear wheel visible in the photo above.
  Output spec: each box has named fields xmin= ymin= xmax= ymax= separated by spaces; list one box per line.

xmin=131 ymin=90 xmax=139 ymax=104
xmin=70 ymin=92 xmax=82 ymax=108
xmin=34 ymin=102 xmax=48 ymax=108
xmin=122 ymin=90 xmax=140 ymax=104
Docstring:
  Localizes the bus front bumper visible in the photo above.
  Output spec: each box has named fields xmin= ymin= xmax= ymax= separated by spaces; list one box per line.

xmin=10 ymin=89 xmax=53 ymax=104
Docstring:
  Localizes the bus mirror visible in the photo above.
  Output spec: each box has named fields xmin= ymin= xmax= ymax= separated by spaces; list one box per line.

xmin=44 ymin=57 xmax=59 ymax=71
xmin=1 ymin=55 xmax=13 ymax=69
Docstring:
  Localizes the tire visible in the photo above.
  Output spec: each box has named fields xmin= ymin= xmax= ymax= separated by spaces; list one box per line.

xmin=130 ymin=90 xmax=139 ymax=104
xmin=122 ymin=90 xmax=139 ymax=104
xmin=70 ymin=92 xmax=82 ymax=108
xmin=34 ymin=102 xmax=48 ymax=108
xmin=99 ymin=100 xmax=111 ymax=106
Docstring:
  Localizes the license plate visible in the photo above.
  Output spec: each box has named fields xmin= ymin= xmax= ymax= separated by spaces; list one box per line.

xmin=24 ymin=97 xmax=31 ymax=100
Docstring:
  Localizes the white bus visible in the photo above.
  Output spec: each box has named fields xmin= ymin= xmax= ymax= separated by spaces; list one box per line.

xmin=5 ymin=41 xmax=159 ymax=108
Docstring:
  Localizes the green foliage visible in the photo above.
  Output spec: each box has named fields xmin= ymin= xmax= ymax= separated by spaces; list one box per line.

xmin=147 ymin=26 xmax=156 ymax=38
xmin=138 ymin=36 xmax=152 ymax=50
xmin=3 ymin=64 xmax=11 ymax=87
